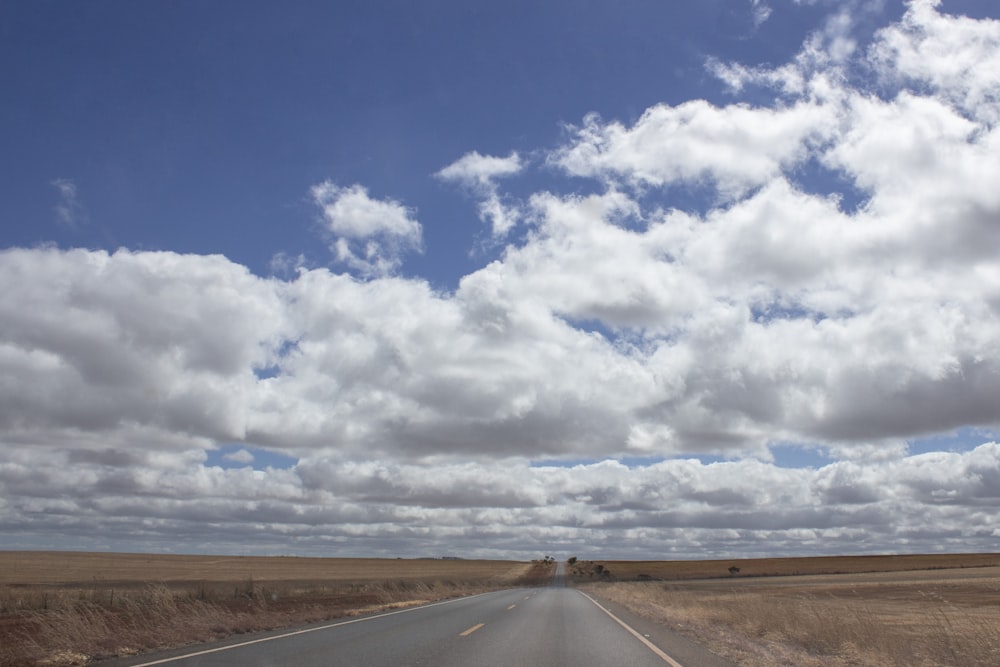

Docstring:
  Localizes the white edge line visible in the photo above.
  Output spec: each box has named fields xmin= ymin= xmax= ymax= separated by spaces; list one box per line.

xmin=128 ymin=592 xmax=493 ymax=666
xmin=577 ymin=591 xmax=684 ymax=667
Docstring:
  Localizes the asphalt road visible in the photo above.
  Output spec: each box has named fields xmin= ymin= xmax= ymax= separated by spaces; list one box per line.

xmin=105 ymin=568 xmax=734 ymax=667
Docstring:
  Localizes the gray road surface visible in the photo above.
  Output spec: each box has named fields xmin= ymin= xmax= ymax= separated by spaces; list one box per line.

xmin=104 ymin=567 xmax=734 ymax=667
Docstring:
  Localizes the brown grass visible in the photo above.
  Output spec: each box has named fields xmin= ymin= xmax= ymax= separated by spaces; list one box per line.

xmin=568 ymin=553 xmax=1000 ymax=582
xmin=0 ymin=552 xmax=551 ymax=667
xmin=0 ymin=551 xmax=536 ymax=587
xmin=576 ymin=555 xmax=1000 ymax=667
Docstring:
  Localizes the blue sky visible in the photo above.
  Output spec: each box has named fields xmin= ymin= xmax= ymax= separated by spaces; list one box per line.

xmin=2 ymin=0 xmax=1000 ymax=559
xmin=1 ymin=0 xmax=890 ymax=284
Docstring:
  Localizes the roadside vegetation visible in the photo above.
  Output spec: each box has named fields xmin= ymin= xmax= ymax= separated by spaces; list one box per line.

xmin=574 ymin=554 xmax=1000 ymax=666
xmin=8 ymin=551 xmax=998 ymax=666
xmin=0 ymin=552 xmax=554 ymax=667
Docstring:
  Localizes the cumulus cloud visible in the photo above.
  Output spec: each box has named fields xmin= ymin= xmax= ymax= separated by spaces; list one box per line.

xmin=550 ymin=101 xmax=834 ymax=200
xmin=3 ymin=2 xmax=1000 ymax=557
xmin=0 ymin=248 xmax=291 ymax=444
xmin=871 ymin=0 xmax=1000 ymax=124
xmin=223 ymin=448 xmax=255 ymax=465
xmin=311 ymin=182 xmax=423 ymax=277
xmin=708 ymin=3 xmax=866 ymax=96
xmin=437 ymin=151 xmax=524 ymax=238
xmin=245 ymin=265 xmax=651 ymax=459
xmin=3 ymin=442 xmax=998 ymax=558
xmin=437 ymin=151 xmax=523 ymax=185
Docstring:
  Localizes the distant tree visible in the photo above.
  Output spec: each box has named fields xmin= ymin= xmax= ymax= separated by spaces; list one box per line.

xmin=568 ymin=556 xmax=577 ymax=565
xmin=728 ymin=565 xmax=741 ymax=577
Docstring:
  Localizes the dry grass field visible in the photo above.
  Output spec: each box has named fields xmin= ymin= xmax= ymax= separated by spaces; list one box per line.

xmin=568 ymin=552 xmax=1000 ymax=582
xmin=0 ymin=552 xmax=549 ymax=667
xmin=6 ymin=552 xmax=998 ymax=666
xmin=0 ymin=551 xmax=536 ymax=588
xmin=576 ymin=554 xmax=1000 ymax=666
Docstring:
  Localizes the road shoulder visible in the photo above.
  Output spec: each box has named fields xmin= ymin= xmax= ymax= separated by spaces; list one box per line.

xmin=576 ymin=588 xmax=737 ymax=667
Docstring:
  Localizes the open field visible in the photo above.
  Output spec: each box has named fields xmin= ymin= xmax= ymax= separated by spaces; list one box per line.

xmin=568 ymin=552 xmax=1000 ymax=582
xmin=0 ymin=551 xmax=537 ymax=587
xmin=578 ymin=554 xmax=1000 ymax=666
xmin=0 ymin=552 xmax=549 ymax=667
xmin=6 ymin=552 xmax=998 ymax=666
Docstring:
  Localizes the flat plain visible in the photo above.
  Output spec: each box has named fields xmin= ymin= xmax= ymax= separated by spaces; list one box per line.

xmin=575 ymin=554 xmax=1000 ymax=666
xmin=568 ymin=552 xmax=1000 ymax=581
xmin=0 ymin=551 xmax=534 ymax=587
xmin=3 ymin=552 xmax=999 ymax=666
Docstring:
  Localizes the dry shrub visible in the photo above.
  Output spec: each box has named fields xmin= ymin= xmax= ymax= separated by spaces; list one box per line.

xmin=7 ymin=586 xmax=250 ymax=666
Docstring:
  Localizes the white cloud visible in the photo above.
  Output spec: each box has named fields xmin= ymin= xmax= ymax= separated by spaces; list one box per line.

xmin=750 ymin=0 xmax=772 ymax=28
xmin=311 ymin=182 xmax=423 ymax=277
xmin=707 ymin=4 xmax=864 ymax=96
xmin=0 ymin=247 xmax=289 ymax=444
xmin=222 ymin=448 xmax=255 ymax=465
xmin=436 ymin=151 xmax=523 ymax=185
xmin=3 ymin=2 xmax=1000 ymax=557
xmin=312 ymin=182 xmax=420 ymax=240
xmin=813 ymin=8 xmax=857 ymax=64
xmin=3 ymin=442 xmax=998 ymax=558
xmin=871 ymin=0 xmax=1000 ymax=124
xmin=551 ymin=101 xmax=834 ymax=200
xmin=437 ymin=151 xmax=524 ymax=238
xmin=246 ymin=265 xmax=653 ymax=459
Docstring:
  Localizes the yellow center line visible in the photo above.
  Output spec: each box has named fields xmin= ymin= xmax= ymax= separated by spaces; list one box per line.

xmin=460 ymin=622 xmax=485 ymax=637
